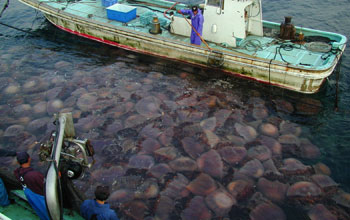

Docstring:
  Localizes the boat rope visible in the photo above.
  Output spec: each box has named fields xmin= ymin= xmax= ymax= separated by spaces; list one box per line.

xmin=333 ymin=53 xmax=341 ymax=111
xmin=0 ymin=0 xmax=42 ymax=35
xmin=129 ymin=3 xmax=168 ymax=14
xmin=207 ymin=50 xmax=224 ymax=67
xmin=0 ymin=0 xmax=9 ymax=18
xmin=0 ymin=20 xmax=40 ymax=36
xmin=248 ymin=0 xmax=261 ymax=18
xmin=239 ymin=39 xmax=263 ymax=52
xmin=268 ymin=58 xmax=273 ymax=84
xmin=163 ymin=1 xmax=178 ymax=20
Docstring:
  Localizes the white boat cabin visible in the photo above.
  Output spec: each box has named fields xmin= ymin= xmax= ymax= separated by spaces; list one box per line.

xmin=170 ymin=0 xmax=263 ymax=47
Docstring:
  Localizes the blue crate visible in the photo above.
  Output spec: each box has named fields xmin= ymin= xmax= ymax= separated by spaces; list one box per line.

xmin=106 ymin=4 xmax=137 ymax=23
xmin=102 ymin=0 xmax=117 ymax=7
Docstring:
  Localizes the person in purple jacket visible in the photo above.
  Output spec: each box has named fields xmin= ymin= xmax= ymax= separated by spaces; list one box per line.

xmin=14 ymin=151 xmax=50 ymax=220
xmin=80 ymin=185 xmax=119 ymax=220
xmin=179 ymin=6 xmax=204 ymax=45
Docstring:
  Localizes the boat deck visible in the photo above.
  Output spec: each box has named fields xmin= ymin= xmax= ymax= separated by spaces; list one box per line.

xmin=0 ymin=190 xmax=84 ymax=220
xmin=40 ymin=0 xmax=344 ymax=71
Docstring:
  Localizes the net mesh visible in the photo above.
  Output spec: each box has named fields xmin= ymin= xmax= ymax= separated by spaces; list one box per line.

xmin=139 ymin=12 xmax=169 ymax=26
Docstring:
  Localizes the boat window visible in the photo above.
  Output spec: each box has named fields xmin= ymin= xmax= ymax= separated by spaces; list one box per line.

xmin=207 ymin=0 xmax=221 ymax=7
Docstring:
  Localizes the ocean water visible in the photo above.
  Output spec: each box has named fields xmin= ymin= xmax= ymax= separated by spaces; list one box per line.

xmin=1 ymin=0 xmax=350 ymax=219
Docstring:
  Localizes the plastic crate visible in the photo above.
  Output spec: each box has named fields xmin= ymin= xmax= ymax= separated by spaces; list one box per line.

xmin=102 ymin=0 xmax=117 ymax=7
xmin=106 ymin=4 xmax=136 ymax=23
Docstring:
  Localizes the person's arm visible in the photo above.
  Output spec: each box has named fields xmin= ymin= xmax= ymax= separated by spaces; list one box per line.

xmin=80 ymin=200 xmax=89 ymax=219
xmin=0 ymin=149 xmax=16 ymax=157
xmin=110 ymin=210 xmax=119 ymax=220
xmin=178 ymin=9 xmax=191 ymax=15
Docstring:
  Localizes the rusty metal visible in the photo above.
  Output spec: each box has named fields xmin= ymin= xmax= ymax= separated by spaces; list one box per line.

xmin=149 ymin=15 xmax=162 ymax=34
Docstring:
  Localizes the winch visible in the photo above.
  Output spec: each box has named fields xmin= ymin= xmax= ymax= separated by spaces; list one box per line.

xmin=38 ymin=112 xmax=95 ymax=220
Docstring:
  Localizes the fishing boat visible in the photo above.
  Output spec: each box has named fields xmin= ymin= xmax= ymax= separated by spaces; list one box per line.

xmin=17 ymin=0 xmax=346 ymax=93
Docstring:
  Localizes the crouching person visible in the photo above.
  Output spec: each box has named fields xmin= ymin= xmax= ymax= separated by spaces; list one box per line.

xmin=80 ymin=185 xmax=119 ymax=220
xmin=14 ymin=152 xmax=50 ymax=220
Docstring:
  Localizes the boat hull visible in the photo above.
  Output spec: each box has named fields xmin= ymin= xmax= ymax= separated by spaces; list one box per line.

xmin=20 ymin=0 xmax=346 ymax=93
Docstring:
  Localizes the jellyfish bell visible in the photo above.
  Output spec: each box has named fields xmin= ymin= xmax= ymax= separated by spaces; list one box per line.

xmin=128 ymin=154 xmax=155 ymax=170
xmin=160 ymin=173 xmax=190 ymax=199
xmin=197 ymin=149 xmax=223 ymax=178
xmin=155 ymin=196 xmax=175 ymax=220
xmin=308 ymin=204 xmax=337 ymax=220
xmin=218 ymin=146 xmax=247 ymax=165
xmin=186 ymin=173 xmax=217 ymax=196
xmin=279 ymin=158 xmax=312 ymax=176
xmin=287 ymin=181 xmax=322 ymax=203
xmin=237 ymin=159 xmax=264 ymax=179
xmin=205 ymin=189 xmax=236 ymax=216
xmin=181 ymin=196 xmax=212 ymax=220
xmin=227 ymin=179 xmax=254 ymax=201
xmin=311 ymin=174 xmax=338 ymax=194
xmin=181 ymin=136 xmax=205 ymax=159
xmin=249 ymin=202 xmax=286 ymax=220
xmin=247 ymin=145 xmax=272 ymax=162
xmin=234 ymin=123 xmax=257 ymax=142
xmin=259 ymin=123 xmax=279 ymax=137
xmin=257 ymin=177 xmax=289 ymax=204
xmin=169 ymin=157 xmax=198 ymax=172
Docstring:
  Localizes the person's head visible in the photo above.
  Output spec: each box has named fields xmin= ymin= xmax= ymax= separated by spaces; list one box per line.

xmin=16 ymin=151 xmax=30 ymax=166
xmin=95 ymin=185 xmax=110 ymax=202
xmin=192 ymin=6 xmax=198 ymax=15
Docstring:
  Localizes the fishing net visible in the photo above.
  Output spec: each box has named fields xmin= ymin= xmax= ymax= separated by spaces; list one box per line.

xmin=303 ymin=36 xmax=331 ymax=43
xmin=304 ymin=42 xmax=332 ymax=53
xmin=165 ymin=0 xmax=204 ymax=5
xmin=139 ymin=11 xmax=169 ymax=26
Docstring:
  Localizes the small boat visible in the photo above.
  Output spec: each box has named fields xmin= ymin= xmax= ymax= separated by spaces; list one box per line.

xmin=17 ymin=0 xmax=347 ymax=93
xmin=0 ymin=190 xmax=84 ymax=220
xmin=0 ymin=113 xmax=95 ymax=220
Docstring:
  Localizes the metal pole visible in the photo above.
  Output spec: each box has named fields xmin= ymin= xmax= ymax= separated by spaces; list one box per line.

xmin=45 ymin=114 xmax=66 ymax=220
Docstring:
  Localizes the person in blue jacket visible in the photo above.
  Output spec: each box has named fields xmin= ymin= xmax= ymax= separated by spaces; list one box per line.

xmin=0 ymin=149 xmax=17 ymax=206
xmin=0 ymin=178 xmax=10 ymax=206
xmin=179 ymin=6 xmax=204 ymax=45
xmin=80 ymin=185 xmax=119 ymax=220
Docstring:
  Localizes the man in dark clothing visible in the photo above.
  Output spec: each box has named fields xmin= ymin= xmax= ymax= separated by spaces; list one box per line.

xmin=0 ymin=148 xmax=17 ymax=206
xmin=14 ymin=151 xmax=50 ymax=220
xmin=80 ymin=185 xmax=119 ymax=220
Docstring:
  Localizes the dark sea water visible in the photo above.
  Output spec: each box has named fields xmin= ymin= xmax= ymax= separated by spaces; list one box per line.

xmin=1 ymin=0 xmax=350 ymax=219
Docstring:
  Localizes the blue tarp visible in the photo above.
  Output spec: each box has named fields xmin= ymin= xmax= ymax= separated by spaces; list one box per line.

xmin=0 ymin=178 xmax=10 ymax=206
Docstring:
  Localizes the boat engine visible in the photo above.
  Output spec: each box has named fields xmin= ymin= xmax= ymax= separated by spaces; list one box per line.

xmin=39 ymin=129 xmax=95 ymax=180
xmin=38 ymin=113 xmax=95 ymax=220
